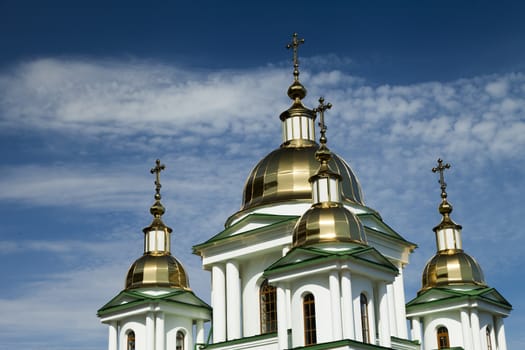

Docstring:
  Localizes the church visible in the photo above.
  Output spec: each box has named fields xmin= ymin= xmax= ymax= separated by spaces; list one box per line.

xmin=97 ymin=34 xmax=512 ymax=350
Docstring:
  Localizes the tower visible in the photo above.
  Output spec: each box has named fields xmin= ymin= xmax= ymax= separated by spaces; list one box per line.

xmin=406 ymin=159 xmax=512 ymax=350
xmin=98 ymin=160 xmax=211 ymax=350
xmin=193 ymin=33 xmax=417 ymax=350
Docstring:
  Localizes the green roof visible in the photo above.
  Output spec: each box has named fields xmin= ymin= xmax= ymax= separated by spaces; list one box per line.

xmin=406 ymin=287 xmax=512 ymax=311
xmin=193 ymin=213 xmax=298 ymax=253
xmin=264 ymin=245 xmax=398 ymax=277
xmin=98 ymin=288 xmax=211 ymax=316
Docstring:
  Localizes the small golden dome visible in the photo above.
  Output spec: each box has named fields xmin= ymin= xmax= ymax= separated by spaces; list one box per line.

xmin=292 ymin=203 xmax=366 ymax=248
xmin=242 ymin=144 xmax=364 ymax=210
xmin=420 ymin=251 xmax=486 ymax=293
xmin=126 ymin=254 xmax=190 ymax=290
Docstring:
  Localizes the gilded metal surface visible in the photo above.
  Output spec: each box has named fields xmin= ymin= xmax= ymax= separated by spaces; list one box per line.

xmin=241 ymin=145 xmax=364 ymax=210
xmin=292 ymin=203 xmax=367 ymax=248
xmin=420 ymin=251 xmax=486 ymax=292
xmin=125 ymin=158 xmax=189 ymax=290
xmin=126 ymin=254 xmax=191 ymax=290
xmin=420 ymin=158 xmax=486 ymax=292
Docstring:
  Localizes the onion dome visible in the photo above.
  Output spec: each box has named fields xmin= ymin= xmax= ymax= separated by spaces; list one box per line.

xmin=420 ymin=159 xmax=486 ymax=293
xmin=292 ymin=98 xmax=367 ymax=248
xmin=125 ymin=159 xmax=190 ymax=291
xmin=241 ymin=33 xmax=364 ymax=211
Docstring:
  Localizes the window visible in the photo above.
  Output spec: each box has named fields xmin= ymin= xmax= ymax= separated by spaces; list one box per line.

xmin=176 ymin=331 xmax=185 ymax=350
xmin=437 ymin=326 xmax=450 ymax=349
xmin=486 ymin=326 xmax=493 ymax=350
xmin=303 ymin=293 xmax=317 ymax=345
xmin=260 ymin=280 xmax=277 ymax=333
xmin=360 ymin=293 xmax=370 ymax=343
xmin=127 ymin=331 xmax=135 ymax=350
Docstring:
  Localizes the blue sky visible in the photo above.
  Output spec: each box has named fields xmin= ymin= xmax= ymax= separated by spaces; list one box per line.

xmin=0 ymin=1 xmax=524 ymax=349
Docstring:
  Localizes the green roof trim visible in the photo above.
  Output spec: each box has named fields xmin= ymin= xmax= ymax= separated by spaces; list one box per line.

xmin=359 ymin=213 xmax=417 ymax=248
xmin=289 ymin=338 xmax=394 ymax=350
xmin=193 ymin=213 xmax=299 ymax=252
xmin=97 ymin=289 xmax=212 ymax=316
xmin=264 ymin=245 xmax=398 ymax=277
xmin=201 ymin=332 xmax=277 ymax=349
xmin=406 ymin=287 xmax=512 ymax=311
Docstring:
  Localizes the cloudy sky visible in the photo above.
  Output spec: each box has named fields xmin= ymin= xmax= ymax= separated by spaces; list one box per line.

xmin=0 ymin=1 xmax=524 ymax=349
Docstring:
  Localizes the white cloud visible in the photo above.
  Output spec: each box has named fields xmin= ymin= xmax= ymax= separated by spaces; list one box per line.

xmin=0 ymin=58 xmax=524 ymax=349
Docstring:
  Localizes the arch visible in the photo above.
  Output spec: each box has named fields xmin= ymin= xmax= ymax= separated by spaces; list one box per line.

xmin=486 ymin=326 xmax=493 ymax=350
xmin=259 ymin=279 xmax=277 ymax=333
xmin=126 ymin=330 xmax=135 ymax=350
xmin=437 ymin=326 xmax=450 ymax=349
xmin=176 ymin=329 xmax=185 ymax=350
xmin=303 ymin=293 xmax=317 ymax=346
xmin=360 ymin=293 xmax=370 ymax=343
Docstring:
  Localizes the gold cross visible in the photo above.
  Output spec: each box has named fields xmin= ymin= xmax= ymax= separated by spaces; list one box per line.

xmin=286 ymin=32 xmax=305 ymax=81
xmin=314 ymin=97 xmax=332 ymax=145
xmin=150 ymin=159 xmax=166 ymax=197
xmin=432 ymin=158 xmax=451 ymax=197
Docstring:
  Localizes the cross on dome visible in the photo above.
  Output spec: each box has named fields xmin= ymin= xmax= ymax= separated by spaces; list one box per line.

xmin=286 ymin=32 xmax=305 ymax=82
xmin=432 ymin=158 xmax=451 ymax=199
xmin=314 ymin=97 xmax=332 ymax=145
xmin=150 ymin=159 xmax=166 ymax=199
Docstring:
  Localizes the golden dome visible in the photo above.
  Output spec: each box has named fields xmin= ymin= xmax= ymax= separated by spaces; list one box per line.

xmin=242 ymin=143 xmax=364 ymax=210
xmin=292 ymin=203 xmax=366 ymax=248
xmin=420 ymin=251 xmax=486 ymax=293
xmin=126 ymin=254 xmax=190 ymax=290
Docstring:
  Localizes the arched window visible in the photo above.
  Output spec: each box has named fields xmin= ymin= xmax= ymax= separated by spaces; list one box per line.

xmin=303 ymin=293 xmax=317 ymax=345
xmin=486 ymin=326 xmax=493 ymax=350
xmin=127 ymin=331 xmax=135 ymax=350
xmin=360 ymin=293 xmax=370 ymax=343
xmin=437 ymin=326 xmax=450 ymax=349
xmin=260 ymin=279 xmax=277 ymax=333
xmin=176 ymin=331 xmax=185 ymax=350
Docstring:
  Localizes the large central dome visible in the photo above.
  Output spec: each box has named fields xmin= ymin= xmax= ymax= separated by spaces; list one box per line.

xmin=242 ymin=140 xmax=364 ymax=210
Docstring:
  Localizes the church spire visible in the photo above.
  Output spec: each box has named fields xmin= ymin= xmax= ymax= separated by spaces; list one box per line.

xmin=292 ymin=98 xmax=366 ymax=248
xmin=143 ymin=159 xmax=172 ymax=254
xmin=310 ymin=97 xmax=342 ymax=204
xmin=431 ymin=158 xmax=463 ymax=252
xmin=280 ymin=32 xmax=316 ymax=146
xmin=125 ymin=159 xmax=191 ymax=290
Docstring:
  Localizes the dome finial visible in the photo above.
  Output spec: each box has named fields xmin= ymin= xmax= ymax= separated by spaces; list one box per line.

xmin=286 ymin=32 xmax=305 ymax=83
xmin=431 ymin=158 xmax=461 ymax=231
xmin=313 ymin=97 xmax=334 ymax=168
xmin=149 ymin=159 xmax=166 ymax=218
xmin=286 ymin=32 xmax=307 ymax=100
xmin=432 ymin=158 xmax=451 ymax=199
xmin=314 ymin=97 xmax=332 ymax=146
xmin=151 ymin=159 xmax=166 ymax=200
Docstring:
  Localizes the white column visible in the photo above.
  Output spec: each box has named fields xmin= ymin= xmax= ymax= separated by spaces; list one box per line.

xmin=155 ymin=312 xmax=165 ymax=350
xmin=196 ymin=320 xmax=205 ymax=344
xmin=353 ymin=294 xmax=363 ymax=342
xmin=341 ymin=270 xmax=355 ymax=339
xmin=393 ymin=267 xmax=408 ymax=338
xmin=212 ymin=264 xmax=226 ymax=342
xmin=386 ymin=283 xmax=397 ymax=338
xmin=329 ymin=270 xmax=343 ymax=340
xmin=146 ymin=312 xmax=155 ymax=350
xmin=461 ymin=309 xmax=472 ymax=350
xmin=285 ymin=286 xmax=292 ymax=329
xmin=108 ymin=321 xmax=118 ymax=350
xmin=226 ymin=260 xmax=241 ymax=340
xmin=470 ymin=309 xmax=482 ymax=350
xmin=378 ymin=282 xmax=391 ymax=347
xmin=277 ymin=286 xmax=288 ymax=349
xmin=495 ymin=317 xmax=508 ymax=350
xmin=410 ymin=317 xmax=422 ymax=343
